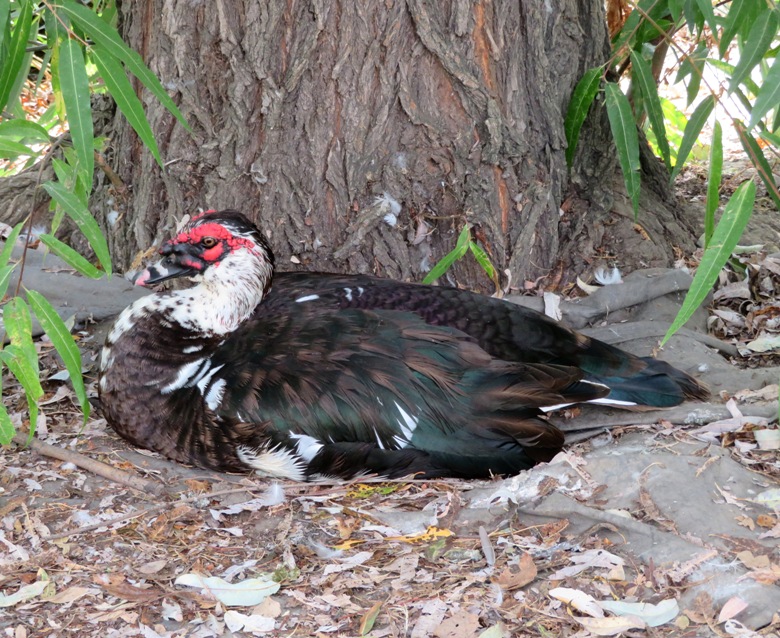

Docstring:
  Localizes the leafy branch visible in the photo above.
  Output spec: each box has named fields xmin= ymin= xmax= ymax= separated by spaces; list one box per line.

xmin=0 ymin=0 xmax=189 ymax=444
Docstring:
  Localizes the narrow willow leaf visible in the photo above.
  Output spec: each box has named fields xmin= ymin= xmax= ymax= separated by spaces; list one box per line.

xmin=663 ymin=182 xmax=756 ymax=344
xmin=668 ymin=0 xmax=683 ymax=22
xmin=38 ymin=234 xmax=103 ymax=279
xmin=0 ymin=263 xmax=15 ymax=300
xmin=684 ymin=43 xmax=707 ymax=107
xmin=630 ymin=51 xmax=671 ymax=170
xmin=736 ymin=123 xmax=780 ymax=211
xmin=670 ymin=95 xmax=714 ymax=183
xmin=42 ymin=181 xmax=112 ymax=275
xmin=728 ymin=10 xmax=779 ymax=93
xmin=59 ymin=0 xmax=191 ymax=132
xmin=0 ymin=0 xmax=10 ymax=52
xmin=0 ymin=138 xmax=38 ymax=157
xmin=0 ymin=402 xmax=13 ymax=446
xmin=422 ymin=225 xmax=471 ymax=284
xmin=694 ymin=0 xmax=719 ymax=39
xmin=58 ymin=38 xmax=94 ymax=185
xmin=469 ymin=241 xmax=496 ymax=280
xmin=92 ymin=44 xmax=163 ymax=167
xmin=605 ymin=83 xmax=641 ymax=218
xmin=564 ymin=67 xmax=602 ymax=167
xmin=719 ymin=0 xmax=751 ymax=57
xmin=27 ymin=289 xmax=90 ymax=422
xmin=0 ymin=345 xmax=42 ymax=440
xmin=748 ymin=54 xmax=780 ymax=129
xmin=0 ymin=346 xmax=41 ymax=399
xmin=683 ymin=0 xmax=704 ymax=32
xmin=3 ymin=297 xmax=37 ymax=374
xmin=704 ymin=121 xmax=723 ymax=248
xmin=0 ymin=221 xmax=24 ymax=268
xmin=0 ymin=0 xmax=32 ymax=112
xmin=0 ymin=119 xmax=51 ymax=142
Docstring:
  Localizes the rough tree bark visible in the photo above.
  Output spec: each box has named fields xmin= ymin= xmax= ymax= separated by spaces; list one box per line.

xmin=96 ymin=0 xmax=699 ymax=291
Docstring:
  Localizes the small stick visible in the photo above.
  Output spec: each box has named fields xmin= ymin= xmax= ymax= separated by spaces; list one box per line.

xmin=12 ymin=433 xmax=164 ymax=495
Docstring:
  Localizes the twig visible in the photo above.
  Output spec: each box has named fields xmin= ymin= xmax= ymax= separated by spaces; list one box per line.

xmin=12 ymin=432 xmax=164 ymax=495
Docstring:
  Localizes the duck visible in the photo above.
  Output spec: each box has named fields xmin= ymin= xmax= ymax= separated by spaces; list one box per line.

xmin=98 ymin=209 xmax=708 ymax=481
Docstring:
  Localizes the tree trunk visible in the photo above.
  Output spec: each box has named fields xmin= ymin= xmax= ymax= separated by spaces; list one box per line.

xmin=99 ymin=0 xmax=699 ymax=291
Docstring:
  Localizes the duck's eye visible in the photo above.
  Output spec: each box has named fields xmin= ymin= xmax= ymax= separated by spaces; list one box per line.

xmin=201 ymin=237 xmax=218 ymax=249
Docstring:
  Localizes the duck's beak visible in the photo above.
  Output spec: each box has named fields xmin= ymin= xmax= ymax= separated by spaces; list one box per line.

xmin=134 ymin=243 xmax=203 ymax=287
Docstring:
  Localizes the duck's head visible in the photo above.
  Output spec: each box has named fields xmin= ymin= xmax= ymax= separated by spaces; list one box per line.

xmin=135 ymin=210 xmax=275 ymax=292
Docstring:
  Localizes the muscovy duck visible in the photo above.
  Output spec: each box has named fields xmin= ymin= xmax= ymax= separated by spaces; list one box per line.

xmin=99 ymin=210 xmax=707 ymax=480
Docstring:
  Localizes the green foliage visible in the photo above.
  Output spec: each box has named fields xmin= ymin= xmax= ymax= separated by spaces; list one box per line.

xmin=605 ymin=82 xmax=641 ymax=218
xmin=0 ymin=0 xmax=189 ymax=443
xmin=662 ymin=182 xmax=756 ymax=345
xmin=423 ymin=224 xmax=500 ymax=291
xmin=564 ymin=0 xmax=779 ymax=340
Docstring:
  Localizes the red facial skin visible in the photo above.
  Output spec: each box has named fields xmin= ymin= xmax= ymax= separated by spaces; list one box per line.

xmin=166 ymin=222 xmax=258 ymax=264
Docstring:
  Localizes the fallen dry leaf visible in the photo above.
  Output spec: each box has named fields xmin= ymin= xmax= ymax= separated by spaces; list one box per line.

xmin=717 ymin=597 xmax=748 ymax=623
xmin=433 ymin=610 xmax=481 ymax=638
xmin=549 ymin=587 xmax=604 ymax=618
xmin=492 ymin=552 xmax=537 ymax=590
xmin=574 ymin=614 xmax=646 ymax=635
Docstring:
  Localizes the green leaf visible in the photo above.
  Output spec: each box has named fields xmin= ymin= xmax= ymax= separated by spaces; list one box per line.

xmin=0 ymin=0 xmax=32 ymax=112
xmin=38 ymin=233 xmax=103 ymax=279
xmin=92 ymin=44 xmax=163 ymax=167
xmin=564 ymin=67 xmax=602 ymax=167
xmin=736 ymin=122 xmax=780 ymax=211
xmin=719 ymin=0 xmax=753 ymax=57
xmin=748 ymin=54 xmax=780 ymax=129
xmin=683 ymin=0 xmax=704 ymax=32
xmin=670 ymin=95 xmax=714 ymax=183
xmin=728 ymin=10 xmax=779 ymax=93
xmin=0 ymin=138 xmax=38 ymax=158
xmin=0 ymin=345 xmax=42 ymax=440
xmin=0 ymin=345 xmax=41 ymax=399
xmin=0 ymin=403 xmax=13 ymax=446
xmin=668 ymin=0 xmax=684 ymax=23
xmin=0 ymin=263 xmax=16 ymax=300
xmin=4 ymin=295 xmax=33 ymax=345
xmin=0 ymin=0 xmax=10 ymax=53
xmin=59 ymin=0 xmax=191 ymax=133
xmin=694 ymin=0 xmax=719 ymax=39
xmin=3 ymin=296 xmax=38 ymax=373
xmin=630 ymin=51 xmax=671 ymax=170
xmin=704 ymin=120 xmax=723 ymax=248
xmin=662 ymin=182 xmax=756 ymax=344
xmin=0 ymin=119 xmax=51 ymax=143
xmin=423 ymin=225 xmax=471 ymax=284
xmin=0 ymin=221 xmax=24 ymax=268
xmin=42 ymin=181 xmax=112 ymax=275
xmin=605 ymin=82 xmax=641 ymax=218
xmin=58 ymin=37 xmax=95 ymax=186
xmin=27 ymin=289 xmax=90 ymax=423
xmin=468 ymin=240 xmax=496 ymax=280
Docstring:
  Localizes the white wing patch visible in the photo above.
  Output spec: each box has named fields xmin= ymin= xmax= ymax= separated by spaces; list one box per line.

xmin=295 ymin=294 xmax=319 ymax=303
xmin=237 ymin=444 xmax=306 ymax=481
xmin=289 ymin=433 xmax=324 ymax=462
xmin=162 ymin=358 xmax=208 ymax=394
xmin=183 ymin=344 xmax=204 ymax=353
xmin=196 ymin=364 xmax=225 ymax=394
xmin=394 ymin=402 xmax=419 ymax=445
xmin=205 ymin=378 xmax=227 ymax=410
xmin=344 ymin=287 xmax=353 ymax=301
